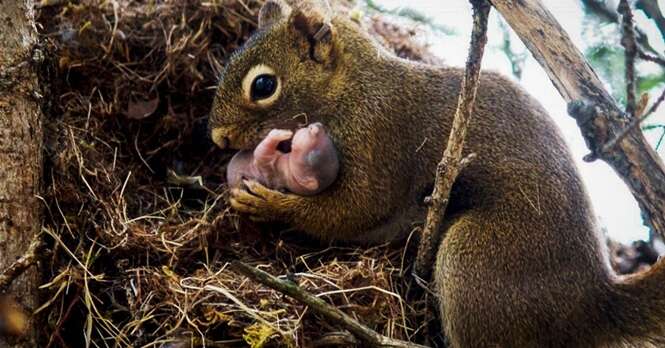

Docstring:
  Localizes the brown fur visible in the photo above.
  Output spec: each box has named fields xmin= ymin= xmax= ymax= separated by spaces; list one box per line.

xmin=209 ymin=1 xmax=665 ymax=346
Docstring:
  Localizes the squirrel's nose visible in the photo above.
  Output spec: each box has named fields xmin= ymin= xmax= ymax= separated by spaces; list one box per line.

xmin=210 ymin=127 xmax=231 ymax=149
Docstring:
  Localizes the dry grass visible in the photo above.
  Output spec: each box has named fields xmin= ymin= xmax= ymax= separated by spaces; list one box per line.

xmin=35 ymin=1 xmax=435 ymax=347
xmin=29 ymin=1 xmax=657 ymax=346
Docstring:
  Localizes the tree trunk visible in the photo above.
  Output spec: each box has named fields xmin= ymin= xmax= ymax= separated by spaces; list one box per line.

xmin=0 ymin=0 xmax=44 ymax=346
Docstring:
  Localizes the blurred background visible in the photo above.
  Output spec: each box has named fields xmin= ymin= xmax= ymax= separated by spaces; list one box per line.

xmin=370 ymin=0 xmax=665 ymax=244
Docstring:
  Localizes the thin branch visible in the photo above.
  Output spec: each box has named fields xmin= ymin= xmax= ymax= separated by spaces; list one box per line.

xmin=599 ymin=94 xmax=649 ymax=155
xmin=413 ymin=0 xmax=490 ymax=280
xmin=656 ymin=126 xmax=665 ymax=150
xmin=636 ymin=0 xmax=665 ymax=42
xmin=498 ymin=19 xmax=527 ymax=80
xmin=619 ymin=0 xmax=638 ymax=117
xmin=0 ymin=233 xmax=44 ymax=291
xmin=604 ymin=90 xmax=665 ymax=155
xmin=645 ymin=87 xmax=665 ymax=117
xmin=229 ymin=261 xmax=429 ymax=348
xmin=643 ymin=124 xmax=665 ymax=150
xmin=638 ymin=50 xmax=665 ymax=66
xmin=581 ymin=0 xmax=619 ymax=22
xmin=581 ymin=0 xmax=664 ymax=60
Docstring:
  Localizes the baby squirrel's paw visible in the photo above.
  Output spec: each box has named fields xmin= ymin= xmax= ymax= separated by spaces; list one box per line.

xmin=229 ymin=179 xmax=296 ymax=221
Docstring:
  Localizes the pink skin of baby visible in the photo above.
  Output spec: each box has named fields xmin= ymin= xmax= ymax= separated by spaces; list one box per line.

xmin=226 ymin=122 xmax=340 ymax=196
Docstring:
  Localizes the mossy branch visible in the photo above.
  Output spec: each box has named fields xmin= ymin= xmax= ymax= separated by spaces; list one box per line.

xmin=230 ymin=261 xmax=429 ymax=348
xmin=413 ymin=0 xmax=490 ymax=280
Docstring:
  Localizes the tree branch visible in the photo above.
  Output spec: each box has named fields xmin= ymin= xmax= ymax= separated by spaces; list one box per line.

xmin=636 ymin=0 xmax=665 ymax=42
xmin=0 ymin=233 xmax=44 ymax=291
xmin=413 ymin=0 xmax=490 ymax=280
xmin=230 ymin=261 xmax=429 ymax=348
xmin=619 ymin=0 xmax=637 ymax=117
xmin=491 ymin=0 xmax=665 ymax=239
xmin=581 ymin=0 xmax=664 ymax=61
xmin=581 ymin=0 xmax=620 ymax=22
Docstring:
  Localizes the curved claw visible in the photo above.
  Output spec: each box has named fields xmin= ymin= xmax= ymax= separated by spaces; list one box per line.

xmin=243 ymin=179 xmax=285 ymax=201
xmin=228 ymin=181 xmax=289 ymax=221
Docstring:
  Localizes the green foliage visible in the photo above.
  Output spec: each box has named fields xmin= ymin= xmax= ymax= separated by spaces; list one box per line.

xmin=583 ymin=44 xmax=665 ymax=104
xmin=638 ymin=73 xmax=665 ymax=94
xmin=585 ymin=43 xmax=628 ymax=102
xmin=498 ymin=19 xmax=528 ymax=79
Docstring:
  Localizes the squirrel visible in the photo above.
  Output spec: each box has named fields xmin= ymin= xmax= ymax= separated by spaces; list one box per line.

xmin=209 ymin=0 xmax=665 ymax=346
xmin=226 ymin=122 xmax=339 ymax=195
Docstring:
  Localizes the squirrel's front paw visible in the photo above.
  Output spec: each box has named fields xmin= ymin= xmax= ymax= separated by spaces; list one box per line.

xmin=229 ymin=179 xmax=293 ymax=221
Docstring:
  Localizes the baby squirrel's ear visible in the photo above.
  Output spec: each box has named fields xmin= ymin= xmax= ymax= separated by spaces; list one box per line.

xmin=289 ymin=8 xmax=335 ymax=65
xmin=258 ymin=0 xmax=286 ymax=29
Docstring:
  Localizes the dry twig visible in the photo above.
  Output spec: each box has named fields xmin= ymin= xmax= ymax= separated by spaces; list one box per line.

xmin=413 ymin=0 xmax=490 ymax=280
xmin=645 ymin=88 xmax=665 ymax=117
xmin=0 ymin=233 xmax=44 ymax=291
xmin=619 ymin=0 xmax=638 ymax=117
xmin=636 ymin=0 xmax=665 ymax=42
xmin=581 ymin=0 xmax=665 ymax=61
xmin=230 ymin=261 xmax=429 ymax=348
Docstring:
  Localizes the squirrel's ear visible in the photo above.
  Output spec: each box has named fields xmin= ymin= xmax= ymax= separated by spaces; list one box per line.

xmin=258 ymin=0 xmax=286 ymax=29
xmin=290 ymin=9 xmax=335 ymax=65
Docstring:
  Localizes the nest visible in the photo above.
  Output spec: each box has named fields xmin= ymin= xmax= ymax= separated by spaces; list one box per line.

xmin=36 ymin=1 xmax=436 ymax=347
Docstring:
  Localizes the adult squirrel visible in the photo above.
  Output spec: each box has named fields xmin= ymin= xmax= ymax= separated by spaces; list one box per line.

xmin=209 ymin=0 xmax=665 ymax=346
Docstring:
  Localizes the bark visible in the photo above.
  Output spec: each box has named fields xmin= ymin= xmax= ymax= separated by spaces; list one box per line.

xmin=0 ymin=0 xmax=44 ymax=346
xmin=491 ymin=0 xmax=665 ymax=239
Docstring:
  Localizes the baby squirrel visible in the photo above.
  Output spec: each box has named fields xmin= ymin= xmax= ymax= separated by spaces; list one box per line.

xmin=226 ymin=122 xmax=339 ymax=195
xmin=209 ymin=0 xmax=665 ymax=346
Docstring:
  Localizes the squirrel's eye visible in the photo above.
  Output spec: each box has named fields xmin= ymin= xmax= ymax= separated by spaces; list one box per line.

xmin=242 ymin=64 xmax=281 ymax=106
xmin=251 ymin=74 xmax=277 ymax=100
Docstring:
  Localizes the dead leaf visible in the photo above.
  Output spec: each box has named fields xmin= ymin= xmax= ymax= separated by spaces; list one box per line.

xmin=126 ymin=96 xmax=159 ymax=120
xmin=636 ymin=93 xmax=649 ymax=117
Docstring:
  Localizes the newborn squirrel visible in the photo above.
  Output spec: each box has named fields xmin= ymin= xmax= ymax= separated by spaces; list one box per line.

xmin=226 ymin=122 xmax=339 ymax=195
xmin=209 ymin=1 xmax=665 ymax=346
